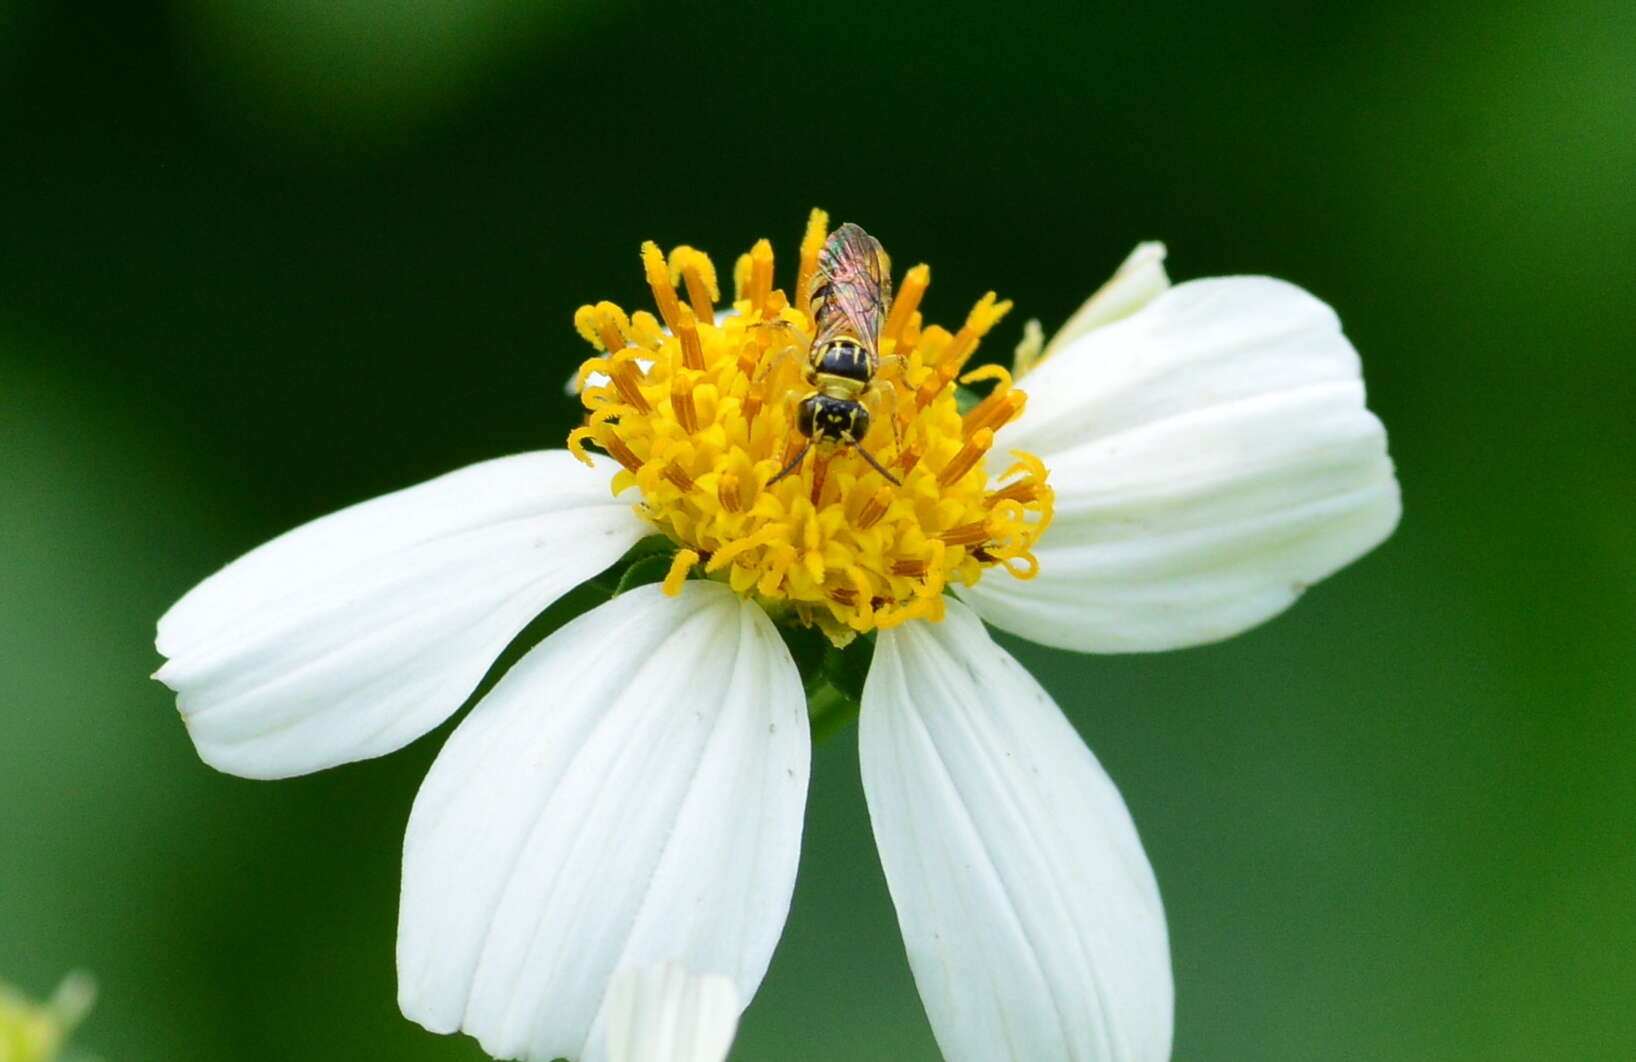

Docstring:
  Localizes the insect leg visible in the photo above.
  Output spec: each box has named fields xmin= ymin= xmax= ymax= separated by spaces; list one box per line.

xmin=863 ymin=378 xmax=903 ymax=454
xmin=752 ymin=340 xmax=804 ymax=386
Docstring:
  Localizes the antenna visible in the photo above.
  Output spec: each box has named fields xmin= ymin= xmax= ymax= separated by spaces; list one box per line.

xmin=853 ymin=444 xmax=902 ymax=486
xmin=767 ymin=440 xmax=813 ymax=485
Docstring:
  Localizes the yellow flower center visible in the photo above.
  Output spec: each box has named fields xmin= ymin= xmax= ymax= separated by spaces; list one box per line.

xmin=568 ymin=210 xmax=1053 ymax=640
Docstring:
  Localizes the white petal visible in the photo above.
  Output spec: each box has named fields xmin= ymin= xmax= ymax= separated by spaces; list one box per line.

xmin=397 ymin=581 xmax=808 ymax=1062
xmin=860 ymin=602 xmax=1171 ymax=1062
xmin=970 ymin=276 xmax=1401 ymax=652
xmin=606 ymin=963 xmax=739 ymax=1062
xmin=155 ymin=451 xmax=647 ymax=779
xmin=1030 ymin=241 xmax=1170 ymax=371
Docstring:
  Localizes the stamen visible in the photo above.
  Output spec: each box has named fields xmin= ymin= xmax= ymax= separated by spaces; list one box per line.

xmin=641 ymin=241 xmax=684 ymax=333
xmin=873 ymin=604 xmax=908 ymax=629
xmin=609 ymin=357 xmax=652 ymax=414
xmin=587 ymin=405 xmax=621 ymax=430
xmin=574 ymin=357 xmax=610 ymax=397
xmin=669 ymin=246 xmax=720 ymax=323
xmin=663 ymin=549 xmax=700 ymax=597
xmin=939 ymin=520 xmax=991 ymax=547
xmin=707 ymin=525 xmax=785 ymax=572
xmin=747 ymin=238 xmax=774 ymax=314
xmin=898 ymin=311 xmax=924 ymax=354
xmin=597 ymin=428 xmax=642 ymax=473
xmin=573 ymin=305 xmax=604 ymax=350
xmin=676 ymin=304 xmax=706 ymax=371
xmin=924 ymin=540 xmax=948 ymax=592
xmin=916 ymin=360 xmax=962 ymax=409
xmin=756 ymin=546 xmax=794 ymax=597
xmin=663 ymin=462 xmax=695 ymax=492
xmin=1001 ymin=552 xmax=1041 ymax=579
xmin=809 ymin=453 xmax=830 ymax=506
xmin=915 ymin=325 xmax=953 ymax=367
xmin=942 ymin=292 xmax=1014 ymax=374
xmin=628 ymin=310 xmax=664 ymax=350
xmin=856 ymin=486 xmax=893 ymax=529
xmin=890 ymin=558 xmax=929 ymax=577
xmin=845 ymin=566 xmax=875 ymax=630
xmin=996 ymin=451 xmax=1050 ymax=485
xmin=882 ymin=263 xmax=929 ymax=350
xmin=717 ymin=472 xmax=743 ymax=513
xmin=987 ymin=478 xmax=1041 ymax=505
xmin=736 ymin=338 xmax=759 ymax=378
xmin=566 ymin=425 xmax=595 ymax=466
xmin=592 ymin=301 xmax=633 ymax=353
xmin=963 ymin=390 xmax=1026 ymax=436
xmin=938 ymin=428 xmax=994 ymax=487
xmin=671 ymin=374 xmax=700 ymax=435
xmin=989 ymin=497 xmax=1027 ymax=525
xmin=795 ymin=208 xmax=829 ymax=309
xmin=959 ymin=363 xmax=1013 ymax=389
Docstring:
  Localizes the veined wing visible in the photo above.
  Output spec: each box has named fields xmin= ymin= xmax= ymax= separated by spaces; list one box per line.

xmin=812 ymin=223 xmax=892 ymax=352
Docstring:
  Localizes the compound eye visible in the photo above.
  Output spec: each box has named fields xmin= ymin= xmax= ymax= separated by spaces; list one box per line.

xmin=797 ymin=395 xmax=819 ymax=438
xmin=850 ymin=405 xmax=871 ymax=440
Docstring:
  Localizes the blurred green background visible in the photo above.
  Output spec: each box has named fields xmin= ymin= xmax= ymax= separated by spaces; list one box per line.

xmin=3 ymin=0 xmax=1632 ymax=1058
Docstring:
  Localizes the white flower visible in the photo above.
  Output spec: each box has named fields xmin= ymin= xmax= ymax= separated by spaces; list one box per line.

xmin=605 ymin=963 xmax=739 ymax=1062
xmin=971 ymin=243 xmax=1401 ymax=652
xmin=156 ymin=218 xmax=1398 ymax=1062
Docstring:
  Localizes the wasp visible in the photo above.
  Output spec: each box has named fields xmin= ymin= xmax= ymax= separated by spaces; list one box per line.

xmin=768 ymin=222 xmax=902 ymax=486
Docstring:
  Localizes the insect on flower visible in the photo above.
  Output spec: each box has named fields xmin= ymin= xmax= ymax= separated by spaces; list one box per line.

xmin=769 ymin=221 xmax=901 ymax=485
xmin=154 ymin=211 xmax=1401 ymax=1062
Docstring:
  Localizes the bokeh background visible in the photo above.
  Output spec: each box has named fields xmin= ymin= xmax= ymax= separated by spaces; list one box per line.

xmin=4 ymin=0 xmax=1633 ymax=1058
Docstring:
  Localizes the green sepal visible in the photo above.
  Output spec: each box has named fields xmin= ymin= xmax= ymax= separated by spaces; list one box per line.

xmin=583 ymin=534 xmax=674 ymax=598
xmin=821 ymin=633 xmax=874 ymax=704
xmin=779 ymin=623 xmax=831 ymax=688
xmin=611 ymin=552 xmax=676 ymax=596
xmin=808 ymin=635 xmax=874 ymax=744
xmin=779 ymin=624 xmax=875 ymax=744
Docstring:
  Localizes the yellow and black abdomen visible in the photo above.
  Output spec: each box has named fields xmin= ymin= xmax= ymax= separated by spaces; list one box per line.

xmin=801 ymin=336 xmax=876 ymax=443
xmin=811 ymin=338 xmax=874 ymax=391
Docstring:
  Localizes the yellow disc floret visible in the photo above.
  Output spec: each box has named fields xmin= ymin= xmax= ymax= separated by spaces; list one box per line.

xmin=569 ymin=210 xmax=1053 ymax=639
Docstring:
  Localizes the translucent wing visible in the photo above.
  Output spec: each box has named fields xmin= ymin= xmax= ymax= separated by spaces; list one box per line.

xmin=811 ymin=223 xmax=892 ymax=355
